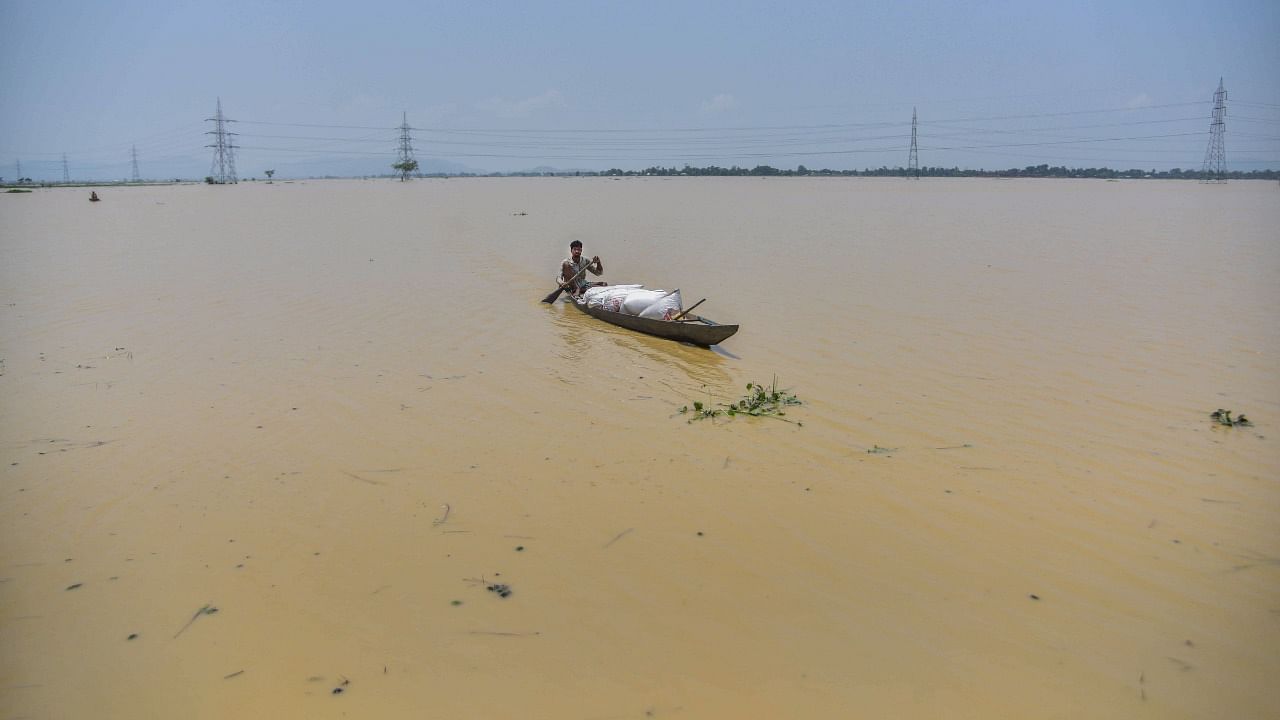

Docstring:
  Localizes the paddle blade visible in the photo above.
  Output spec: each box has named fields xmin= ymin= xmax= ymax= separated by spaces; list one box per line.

xmin=541 ymin=286 xmax=566 ymax=304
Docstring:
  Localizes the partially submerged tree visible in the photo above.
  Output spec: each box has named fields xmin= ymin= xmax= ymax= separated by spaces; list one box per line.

xmin=392 ymin=159 xmax=418 ymax=181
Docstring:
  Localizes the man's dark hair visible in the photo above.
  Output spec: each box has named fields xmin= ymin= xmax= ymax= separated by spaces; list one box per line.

xmin=569 ymin=240 xmax=583 ymax=249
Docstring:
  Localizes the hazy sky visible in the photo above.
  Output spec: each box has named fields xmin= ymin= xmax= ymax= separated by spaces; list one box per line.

xmin=2 ymin=0 xmax=1277 ymax=179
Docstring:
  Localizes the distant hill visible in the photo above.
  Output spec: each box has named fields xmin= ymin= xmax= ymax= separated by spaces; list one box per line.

xmin=506 ymin=165 xmax=597 ymax=176
xmin=247 ymin=155 xmax=486 ymax=179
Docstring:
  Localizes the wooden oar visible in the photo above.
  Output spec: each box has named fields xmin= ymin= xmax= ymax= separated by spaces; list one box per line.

xmin=541 ymin=261 xmax=594 ymax=304
xmin=671 ymin=298 xmax=706 ymax=321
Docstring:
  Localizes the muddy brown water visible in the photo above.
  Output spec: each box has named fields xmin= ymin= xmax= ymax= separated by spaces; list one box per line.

xmin=1 ymin=178 xmax=1277 ymax=718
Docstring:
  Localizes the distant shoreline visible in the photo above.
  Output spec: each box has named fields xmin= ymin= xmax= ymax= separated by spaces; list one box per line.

xmin=1 ymin=181 xmax=202 ymax=189
xmin=4 ymin=172 xmax=1277 ymax=188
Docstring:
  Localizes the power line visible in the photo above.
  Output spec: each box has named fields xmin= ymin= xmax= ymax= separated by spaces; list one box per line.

xmin=225 ymin=101 xmax=1209 ymax=137
xmin=8 ymin=93 xmax=1274 ymax=180
xmin=232 ymin=146 xmax=398 ymax=156
xmin=232 ymin=119 xmax=1221 ymax=156
xmin=921 ymin=116 xmax=1204 ymax=137
xmin=414 ymin=101 xmax=1209 ymax=134
xmin=235 ymin=120 xmax=396 ymax=131
xmin=235 ymin=132 xmax=396 ymax=143
xmin=924 ymin=131 xmax=1201 ymax=151
xmin=238 ymin=129 xmax=1214 ymax=165
xmin=0 ymin=122 xmax=206 ymax=158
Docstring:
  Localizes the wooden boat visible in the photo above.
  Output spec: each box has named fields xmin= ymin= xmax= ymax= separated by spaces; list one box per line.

xmin=568 ymin=295 xmax=738 ymax=346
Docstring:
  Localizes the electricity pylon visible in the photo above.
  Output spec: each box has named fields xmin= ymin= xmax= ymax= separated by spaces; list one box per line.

xmin=1200 ymin=78 xmax=1227 ymax=183
xmin=395 ymin=112 xmax=417 ymax=181
xmin=206 ymin=98 xmax=239 ymax=184
xmin=908 ymin=107 xmax=920 ymax=179
xmin=131 ymin=145 xmax=141 ymax=182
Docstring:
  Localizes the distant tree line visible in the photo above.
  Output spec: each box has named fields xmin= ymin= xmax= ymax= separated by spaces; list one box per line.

xmin=566 ymin=164 xmax=1278 ymax=180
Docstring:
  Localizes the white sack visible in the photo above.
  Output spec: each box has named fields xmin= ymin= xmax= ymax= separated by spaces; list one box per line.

xmin=621 ymin=289 xmax=668 ymax=315
xmin=638 ymin=289 xmax=683 ymax=320
xmin=584 ymin=285 xmax=641 ymax=309
xmin=584 ymin=284 xmax=641 ymax=299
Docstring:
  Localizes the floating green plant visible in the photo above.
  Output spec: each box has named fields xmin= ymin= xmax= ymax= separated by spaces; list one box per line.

xmin=679 ymin=377 xmax=802 ymax=424
xmin=1210 ymin=409 xmax=1252 ymax=427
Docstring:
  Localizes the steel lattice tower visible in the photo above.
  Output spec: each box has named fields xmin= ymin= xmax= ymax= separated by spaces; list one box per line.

xmin=206 ymin=98 xmax=239 ymax=184
xmin=396 ymin=112 xmax=416 ymax=181
xmin=62 ymin=154 xmax=70 ymax=183
xmin=908 ymin=107 xmax=920 ymax=179
xmin=1200 ymin=78 xmax=1227 ymax=183
xmin=131 ymin=145 xmax=141 ymax=182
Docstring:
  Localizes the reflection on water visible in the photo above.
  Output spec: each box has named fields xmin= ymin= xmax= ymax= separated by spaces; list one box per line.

xmin=709 ymin=344 xmax=741 ymax=360
xmin=547 ymin=297 xmax=594 ymax=362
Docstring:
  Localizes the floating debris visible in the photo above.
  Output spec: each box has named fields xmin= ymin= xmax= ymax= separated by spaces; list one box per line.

xmin=433 ymin=503 xmax=451 ymax=526
xmin=174 ymin=604 xmax=218 ymax=639
xmin=603 ymin=528 xmax=634 ymax=548
xmin=464 ymin=575 xmax=513 ymax=598
xmin=1210 ymin=409 xmax=1252 ymax=427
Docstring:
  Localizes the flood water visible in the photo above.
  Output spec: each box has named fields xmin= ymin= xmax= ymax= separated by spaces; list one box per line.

xmin=1 ymin=177 xmax=1277 ymax=719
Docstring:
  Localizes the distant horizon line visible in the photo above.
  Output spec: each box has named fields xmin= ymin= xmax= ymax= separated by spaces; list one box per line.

xmin=6 ymin=164 xmax=1278 ymax=188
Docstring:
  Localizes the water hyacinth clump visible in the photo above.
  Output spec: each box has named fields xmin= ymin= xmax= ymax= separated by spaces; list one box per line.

xmin=679 ymin=377 xmax=802 ymax=424
xmin=1210 ymin=409 xmax=1252 ymax=427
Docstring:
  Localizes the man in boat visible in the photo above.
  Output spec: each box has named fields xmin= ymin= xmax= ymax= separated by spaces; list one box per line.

xmin=561 ymin=240 xmax=605 ymax=297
